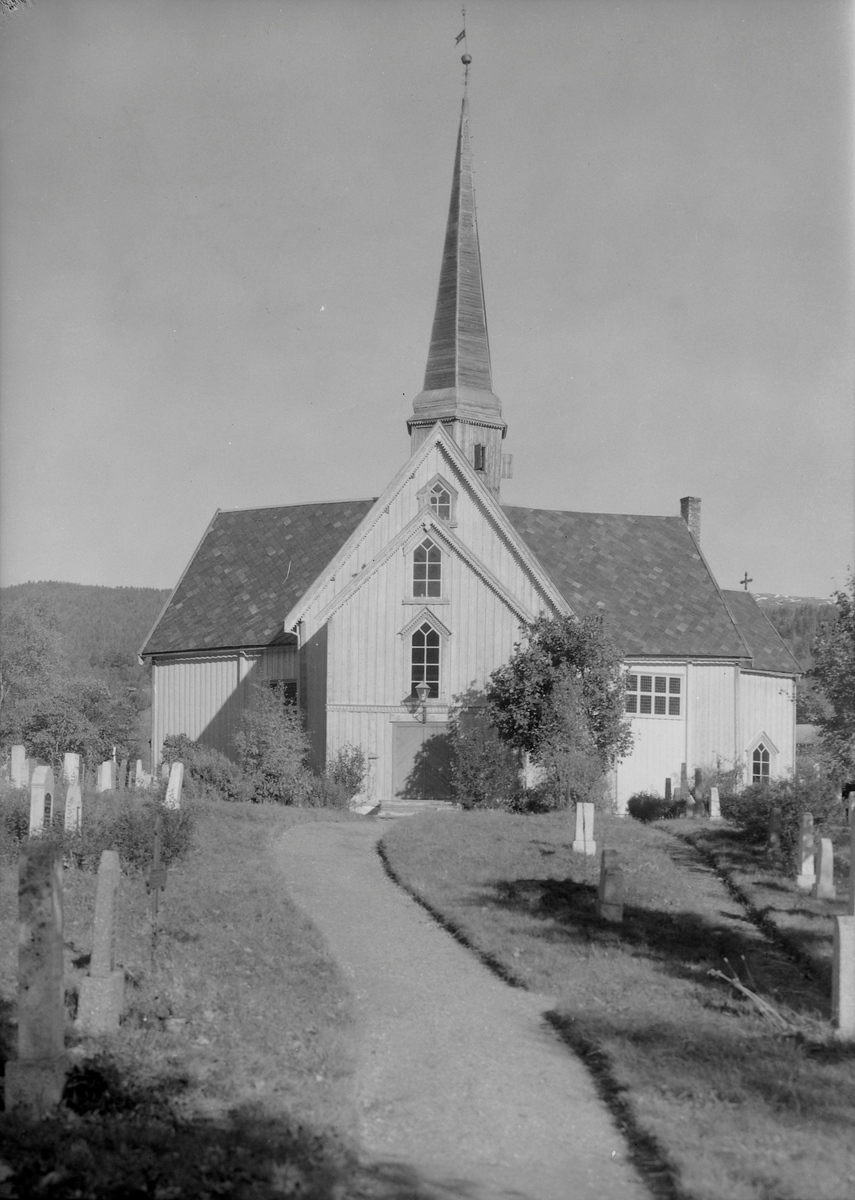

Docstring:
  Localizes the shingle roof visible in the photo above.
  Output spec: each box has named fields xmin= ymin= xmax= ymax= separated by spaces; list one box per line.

xmin=504 ymin=506 xmax=749 ymax=659
xmin=141 ymin=500 xmax=375 ymax=655
xmin=721 ymin=590 xmax=803 ymax=674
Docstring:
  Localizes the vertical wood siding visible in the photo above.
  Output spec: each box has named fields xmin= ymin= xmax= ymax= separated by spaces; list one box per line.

xmin=151 ymin=646 xmax=298 ymax=766
xmin=739 ymin=673 xmax=795 ymax=779
xmin=690 ymin=664 xmax=737 ymax=770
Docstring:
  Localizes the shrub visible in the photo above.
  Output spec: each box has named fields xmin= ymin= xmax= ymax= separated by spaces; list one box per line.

xmin=324 ymin=743 xmax=367 ymax=801
xmin=0 ymin=789 xmax=196 ymax=872
xmin=162 ymin=734 xmax=249 ymax=803
xmin=627 ymin=791 xmax=672 ymax=823
xmin=234 ymin=685 xmax=312 ymax=804
xmin=720 ymin=767 xmax=843 ymax=858
xmin=449 ymin=712 xmax=519 ymax=809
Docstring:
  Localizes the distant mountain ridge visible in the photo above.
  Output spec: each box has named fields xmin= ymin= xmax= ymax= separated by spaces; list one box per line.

xmin=754 ymin=593 xmax=836 ymax=607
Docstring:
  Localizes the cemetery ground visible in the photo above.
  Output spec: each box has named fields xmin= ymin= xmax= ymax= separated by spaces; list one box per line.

xmin=1 ymin=795 xmax=854 ymax=1200
xmin=381 ymin=810 xmax=855 ymax=1200
xmin=0 ymin=795 xmax=373 ymax=1199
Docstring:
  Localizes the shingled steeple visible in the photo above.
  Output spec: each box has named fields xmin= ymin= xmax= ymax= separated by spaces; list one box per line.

xmin=408 ymin=89 xmax=506 ymax=498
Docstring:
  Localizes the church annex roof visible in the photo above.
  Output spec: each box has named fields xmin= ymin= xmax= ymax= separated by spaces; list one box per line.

xmin=721 ymin=589 xmax=803 ymax=674
xmin=141 ymin=500 xmax=375 ymax=655
xmin=504 ymin=506 xmax=752 ymax=660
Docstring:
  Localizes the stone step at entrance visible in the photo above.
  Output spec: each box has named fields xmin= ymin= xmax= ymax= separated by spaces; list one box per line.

xmin=378 ymin=798 xmax=457 ymax=819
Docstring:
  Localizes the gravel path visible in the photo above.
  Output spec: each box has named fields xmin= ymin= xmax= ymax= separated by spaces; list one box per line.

xmin=275 ymin=821 xmax=648 ymax=1200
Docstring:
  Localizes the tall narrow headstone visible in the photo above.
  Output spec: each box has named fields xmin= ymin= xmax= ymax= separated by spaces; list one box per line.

xmin=681 ymin=762 xmax=695 ymax=817
xmin=29 ymin=767 xmax=55 ymax=835
xmin=709 ymin=786 xmax=721 ymax=821
xmin=597 ymin=849 xmax=624 ymax=922
xmin=814 ymin=838 xmax=836 ymax=900
xmin=96 ymin=761 xmax=117 ymax=793
xmin=572 ymin=802 xmax=597 ymax=856
xmin=78 ymin=850 xmax=125 ymax=1034
xmin=164 ymin=761 xmax=184 ymax=810
xmin=11 ymin=744 xmax=28 ymax=788
xmin=849 ymin=813 xmax=855 ymax=916
xmin=62 ymin=753 xmax=81 ymax=785
xmin=664 ymin=777 xmax=672 ymax=806
xmin=64 ymin=782 xmax=82 ymax=834
xmin=3 ymin=840 xmax=69 ymax=1113
xmin=766 ymin=807 xmax=783 ymax=863
xmin=832 ymin=916 xmax=855 ymax=1040
xmin=795 ymin=812 xmax=816 ymax=891
xmin=117 ymin=758 xmax=128 ymax=791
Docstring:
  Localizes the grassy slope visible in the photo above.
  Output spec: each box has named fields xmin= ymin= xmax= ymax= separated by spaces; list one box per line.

xmin=1 ymin=800 xmax=362 ymax=1198
xmin=381 ymin=810 xmax=855 ymax=1200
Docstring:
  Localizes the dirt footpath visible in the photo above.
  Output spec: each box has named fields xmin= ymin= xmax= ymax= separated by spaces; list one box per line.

xmin=275 ymin=821 xmax=648 ymax=1200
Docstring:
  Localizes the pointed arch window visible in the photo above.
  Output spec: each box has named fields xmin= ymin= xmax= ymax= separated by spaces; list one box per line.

xmin=429 ymin=482 xmax=452 ymax=520
xmin=411 ymin=621 xmax=441 ymax=698
xmin=752 ymin=742 xmax=771 ymax=784
xmin=413 ymin=538 xmax=442 ymax=598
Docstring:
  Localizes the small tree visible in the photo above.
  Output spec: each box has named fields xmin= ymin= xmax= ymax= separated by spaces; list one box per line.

xmin=812 ymin=577 xmax=855 ymax=782
xmin=234 ymin=684 xmax=311 ymax=804
xmin=486 ymin=614 xmax=632 ymax=805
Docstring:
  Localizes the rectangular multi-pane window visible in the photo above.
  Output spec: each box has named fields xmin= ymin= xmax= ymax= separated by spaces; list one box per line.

xmin=625 ymin=673 xmax=681 ymax=716
xmin=413 ymin=538 xmax=442 ymax=597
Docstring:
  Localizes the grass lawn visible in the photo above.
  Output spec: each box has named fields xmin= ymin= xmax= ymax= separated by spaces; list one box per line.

xmin=0 ymin=798 xmax=366 ymax=1199
xmin=381 ymin=809 xmax=855 ymax=1200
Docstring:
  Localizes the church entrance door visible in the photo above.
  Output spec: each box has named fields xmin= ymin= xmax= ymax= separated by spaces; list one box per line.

xmin=392 ymin=723 xmax=453 ymax=802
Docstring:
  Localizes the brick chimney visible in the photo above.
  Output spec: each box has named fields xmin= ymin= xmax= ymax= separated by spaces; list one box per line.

xmin=680 ymin=496 xmax=701 ymax=543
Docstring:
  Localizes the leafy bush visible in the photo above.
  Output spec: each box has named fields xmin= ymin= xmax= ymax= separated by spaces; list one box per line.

xmin=627 ymin=791 xmax=674 ymax=823
xmin=720 ymin=768 xmax=843 ymax=858
xmin=449 ymin=712 xmax=519 ymax=809
xmin=162 ymin=734 xmax=249 ymax=803
xmin=0 ymin=788 xmax=196 ymax=872
xmin=234 ymin=685 xmax=312 ymax=804
xmin=324 ymin=743 xmax=367 ymax=801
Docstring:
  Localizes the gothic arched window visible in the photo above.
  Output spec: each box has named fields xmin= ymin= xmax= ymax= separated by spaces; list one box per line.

xmin=752 ymin=742 xmax=770 ymax=784
xmin=428 ymin=482 xmax=452 ymax=521
xmin=411 ymin=622 xmax=441 ymax=698
xmin=413 ymin=538 xmax=442 ymax=598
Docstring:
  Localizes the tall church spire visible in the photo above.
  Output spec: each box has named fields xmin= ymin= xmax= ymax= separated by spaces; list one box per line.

xmin=409 ymin=78 xmax=506 ymax=497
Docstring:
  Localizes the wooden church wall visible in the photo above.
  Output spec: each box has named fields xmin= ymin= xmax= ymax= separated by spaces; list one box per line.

xmin=151 ymin=645 xmax=298 ymax=766
xmin=688 ymin=663 xmax=737 ymax=772
xmin=738 ymin=672 xmax=795 ymax=780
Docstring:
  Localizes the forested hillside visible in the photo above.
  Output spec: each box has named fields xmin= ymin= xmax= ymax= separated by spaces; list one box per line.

xmin=754 ymin=596 xmax=836 ymax=671
xmin=1 ymin=581 xmax=170 ymax=689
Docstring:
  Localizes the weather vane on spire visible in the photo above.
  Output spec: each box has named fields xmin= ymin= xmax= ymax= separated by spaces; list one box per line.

xmin=455 ymin=6 xmax=471 ymax=83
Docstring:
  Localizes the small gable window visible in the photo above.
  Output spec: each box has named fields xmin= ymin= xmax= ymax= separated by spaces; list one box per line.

xmin=413 ymin=538 xmax=442 ymax=598
xmin=752 ymin=742 xmax=771 ymax=784
xmin=429 ymin=482 xmax=452 ymax=521
xmin=411 ymin=621 xmax=440 ymax=698
xmin=625 ymin=673 xmax=681 ymax=717
xmin=474 ymin=444 xmax=486 ymax=472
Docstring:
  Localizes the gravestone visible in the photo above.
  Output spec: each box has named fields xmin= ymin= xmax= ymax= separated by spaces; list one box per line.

xmin=164 ymin=761 xmax=184 ymax=810
xmin=62 ymin=752 xmax=81 ymax=785
xmin=96 ymin=761 xmax=117 ymax=792
xmin=664 ymin=778 xmax=672 ymax=806
xmin=709 ymin=786 xmax=722 ymax=821
xmin=11 ymin=744 xmax=29 ymax=788
xmin=832 ymin=916 xmax=855 ymax=1040
xmin=64 ymin=782 xmax=82 ymax=834
xmin=29 ymin=766 xmax=55 ymax=835
xmin=766 ymin=807 xmax=783 ymax=862
xmin=849 ymin=814 xmax=855 ymax=916
xmin=681 ymin=763 xmax=695 ymax=817
xmin=117 ymin=758 xmax=128 ymax=791
xmin=78 ymin=850 xmax=125 ymax=1034
xmin=795 ymin=812 xmax=816 ymax=891
xmin=814 ymin=838 xmax=836 ymax=900
xmin=597 ymin=849 xmax=624 ymax=922
xmin=571 ymin=802 xmax=597 ymax=856
xmin=3 ymin=840 xmax=69 ymax=1113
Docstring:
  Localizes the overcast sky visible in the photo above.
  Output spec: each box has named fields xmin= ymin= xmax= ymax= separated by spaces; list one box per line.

xmin=1 ymin=0 xmax=852 ymax=599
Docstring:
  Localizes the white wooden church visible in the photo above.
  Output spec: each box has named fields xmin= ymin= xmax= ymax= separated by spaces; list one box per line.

xmin=141 ymin=90 xmax=800 ymax=811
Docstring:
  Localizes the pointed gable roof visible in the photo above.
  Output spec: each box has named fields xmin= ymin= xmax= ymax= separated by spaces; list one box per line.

xmin=721 ymin=590 xmax=803 ymax=674
xmin=141 ymin=500 xmax=375 ymax=655
xmin=504 ymin=505 xmax=750 ymax=659
xmin=409 ymin=95 xmax=504 ymax=432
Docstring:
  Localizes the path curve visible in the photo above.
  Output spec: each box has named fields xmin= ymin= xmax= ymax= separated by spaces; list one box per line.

xmin=275 ymin=821 xmax=648 ymax=1200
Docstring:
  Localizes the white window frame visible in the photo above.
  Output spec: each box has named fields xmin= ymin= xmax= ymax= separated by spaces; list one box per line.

xmin=416 ymin=474 xmax=458 ymax=526
xmin=412 ymin=536 xmax=443 ymax=600
xmin=747 ymin=733 xmax=778 ymax=785
xmin=399 ymin=609 xmax=451 ymax=702
xmin=625 ymin=671 xmax=683 ymax=718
